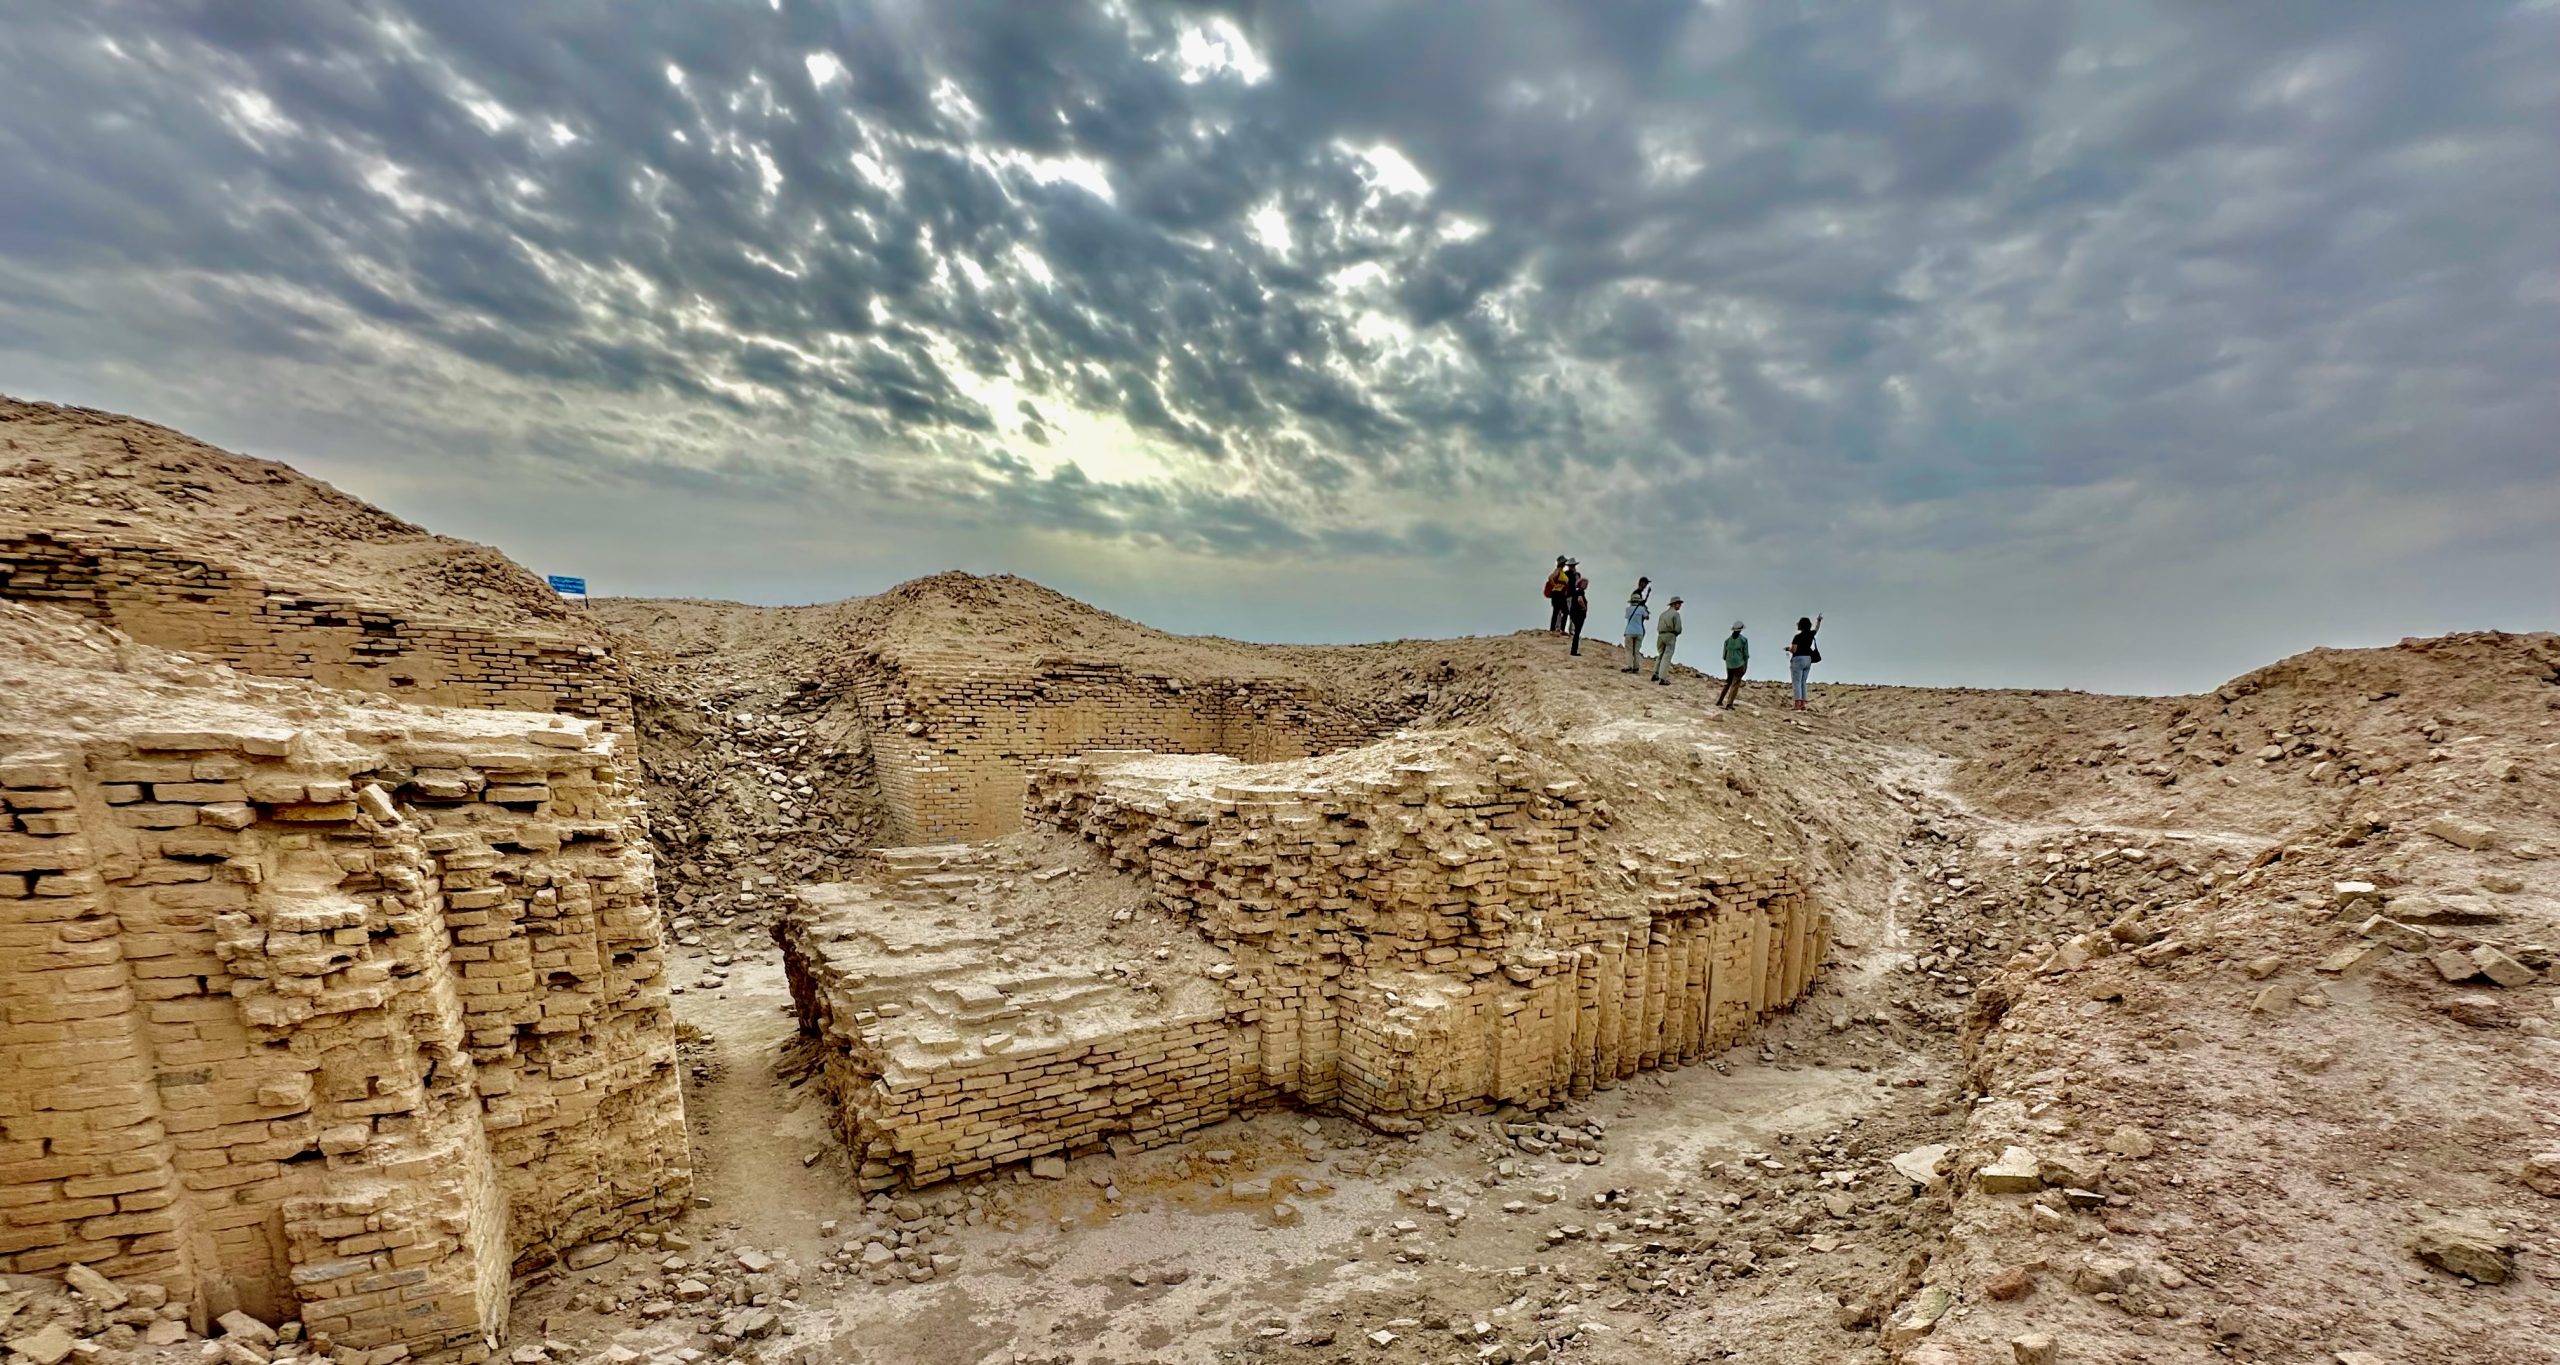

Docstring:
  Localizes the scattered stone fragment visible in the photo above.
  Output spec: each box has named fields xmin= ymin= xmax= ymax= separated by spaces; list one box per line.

xmin=7 ymin=1325 xmax=78 ymax=1365
xmin=64 ymin=1264 xmax=129 ymax=1311
xmin=2522 ymin=1152 xmax=2560 ymax=1197
xmin=2073 ymin=1254 xmax=2142 ymax=1297
xmin=1985 ymin=1264 xmax=2035 ymax=1301
xmin=2103 ymin=1126 xmax=2155 ymax=1159
xmin=1881 ymin=1285 xmax=1953 ymax=1348
xmin=2424 ymin=815 xmax=2497 ymax=850
xmin=217 ymin=1314 xmax=279 ymax=1350
xmin=2037 ymin=1153 xmax=2106 ymax=1190
xmin=2410 ymin=1217 xmax=2514 ymax=1283
xmin=2332 ymin=881 xmax=2382 ymax=910
xmin=2358 ymin=916 xmax=2434 ymax=952
xmin=1889 ymin=1144 xmax=1952 ymax=1191
xmin=2429 ymin=950 xmax=2485 ymax=984
xmin=1030 ymin=1157 xmax=1068 ymax=1180
xmin=2012 ymin=1332 xmax=2060 ymax=1365
xmin=2315 ymin=942 xmax=2391 ymax=976
xmin=2470 ymin=946 xmax=2537 ymax=987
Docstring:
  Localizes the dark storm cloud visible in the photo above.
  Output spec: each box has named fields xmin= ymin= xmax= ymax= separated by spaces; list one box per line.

xmin=0 ymin=1 xmax=2554 ymax=687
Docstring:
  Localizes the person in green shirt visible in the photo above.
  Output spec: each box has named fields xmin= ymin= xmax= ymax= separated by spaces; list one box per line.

xmin=1716 ymin=621 xmax=1748 ymax=708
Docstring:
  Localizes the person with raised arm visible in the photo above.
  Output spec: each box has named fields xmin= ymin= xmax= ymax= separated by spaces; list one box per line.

xmin=1621 ymin=577 xmax=1652 ymax=673
xmin=1784 ymin=613 xmax=1823 ymax=711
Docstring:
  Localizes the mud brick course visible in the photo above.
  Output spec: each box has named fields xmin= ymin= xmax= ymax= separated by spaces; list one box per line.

xmin=782 ymin=747 xmax=1826 ymax=1190
xmin=0 ymin=715 xmax=687 ymax=1365
xmin=0 ymin=527 xmax=630 ymax=730
xmin=845 ymin=650 xmax=1381 ymax=844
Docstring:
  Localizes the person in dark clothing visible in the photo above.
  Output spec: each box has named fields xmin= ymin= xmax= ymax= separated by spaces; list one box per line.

xmin=1543 ymin=556 xmax=1571 ymax=633
xmin=1784 ymin=613 xmax=1823 ymax=711
xmin=1565 ymin=571 xmax=1591 ymax=655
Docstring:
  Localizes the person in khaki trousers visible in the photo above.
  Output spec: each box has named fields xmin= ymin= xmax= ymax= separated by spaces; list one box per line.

xmin=1651 ymin=597 xmax=1683 ymax=684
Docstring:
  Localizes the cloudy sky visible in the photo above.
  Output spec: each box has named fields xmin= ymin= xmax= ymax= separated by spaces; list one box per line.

xmin=3 ymin=1 xmax=2554 ymax=693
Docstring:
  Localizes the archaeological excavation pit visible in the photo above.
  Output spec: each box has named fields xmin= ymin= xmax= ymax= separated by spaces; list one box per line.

xmin=778 ymin=740 xmax=1829 ymax=1193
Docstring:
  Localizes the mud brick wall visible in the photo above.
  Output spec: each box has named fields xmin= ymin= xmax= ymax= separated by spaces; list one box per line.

xmin=782 ymin=749 xmax=1828 ymax=1192
xmin=0 ymin=528 xmax=630 ymax=728
xmin=846 ymin=651 xmax=1380 ymax=844
xmin=0 ymin=718 xmax=687 ymax=1364
xmin=772 ymin=941 xmax=1243 ymax=1190
xmin=1030 ymin=756 xmax=1826 ymax=1129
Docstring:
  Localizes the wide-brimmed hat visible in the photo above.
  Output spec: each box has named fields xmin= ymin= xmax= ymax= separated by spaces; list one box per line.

xmin=1668 ymin=596 xmax=1683 ymax=605
xmin=1731 ymin=620 xmax=1745 ymax=631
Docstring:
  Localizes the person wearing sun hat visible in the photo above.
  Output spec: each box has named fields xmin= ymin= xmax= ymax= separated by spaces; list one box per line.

xmin=1542 ymin=555 xmax=1571 ymax=633
xmin=1717 ymin=620 xmax=1749 ymax=707
xmin=1650 ymin=596 xmax=1683 ymax=683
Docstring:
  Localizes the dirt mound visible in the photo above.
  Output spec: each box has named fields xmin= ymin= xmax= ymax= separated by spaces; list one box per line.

xmin=0 ymin=395 xmax=581 ymax=631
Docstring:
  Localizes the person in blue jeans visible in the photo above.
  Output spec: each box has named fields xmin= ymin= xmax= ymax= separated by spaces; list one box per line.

xmin=1621 ymin=577 xmax=1652 ymax=672
xmin=1784 ymin=613 xmax=1822 ymax=711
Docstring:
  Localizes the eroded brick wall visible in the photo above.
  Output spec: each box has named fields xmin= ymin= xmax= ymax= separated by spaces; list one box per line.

xmin=0 ymin=718 xmax=686 ymax=1363
xmin=783 ymin=748 xmax=1828 ymax=1190
xmin=847 ymin=651 xmax=1380 ymax=844
xmin=0 ymin=528 xmax=629 ymax=727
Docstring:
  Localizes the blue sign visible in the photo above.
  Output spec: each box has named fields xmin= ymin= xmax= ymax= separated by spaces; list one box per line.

xmin=547 ymin=575 xmax=588 ymax=597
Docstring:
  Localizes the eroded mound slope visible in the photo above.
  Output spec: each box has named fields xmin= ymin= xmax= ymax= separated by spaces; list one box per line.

xmin=1 ymin=397 xmax=582 ymax=633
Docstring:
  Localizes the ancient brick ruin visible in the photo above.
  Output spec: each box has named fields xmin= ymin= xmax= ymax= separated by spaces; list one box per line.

xmin=0 ymin=523 xmax=683 ymax=1365
xmin=780 ymin=745 xmax=1827 ymax=1191
xmin=846 ymin=649 xmax=1380 ymax=844
xmin=0 ymin=712 xmax=686 ymax=1362
xmin=0 ymin=526 xmax=629 ymax=727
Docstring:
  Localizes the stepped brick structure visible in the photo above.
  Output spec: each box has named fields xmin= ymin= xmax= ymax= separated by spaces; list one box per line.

xmin=0 ymin=712 xmax=686 ymax=1364
xmin=781 ymin=747 xmax=1826 ymax=1190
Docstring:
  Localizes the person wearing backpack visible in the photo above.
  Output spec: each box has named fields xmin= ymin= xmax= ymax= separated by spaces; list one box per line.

xmin=1565 ymin=566 xmax=1591 ymax=655
xmin=1543 ymin=556 xmax=1571 ymax=634
xmin=1784 ymin=613 xmax=1823 ymax=711
xmin=1651 ymin=597 xmax=1684 ymax=684
xmin=1621 ymin=577 xmax=1652 ymax=672
xmin=1717 ymin=621 xmax=1748 ymax=707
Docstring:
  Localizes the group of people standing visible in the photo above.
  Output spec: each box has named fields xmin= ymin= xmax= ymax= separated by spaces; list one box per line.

xmin=1541 ymin=556 xmax=1824 ymax=711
